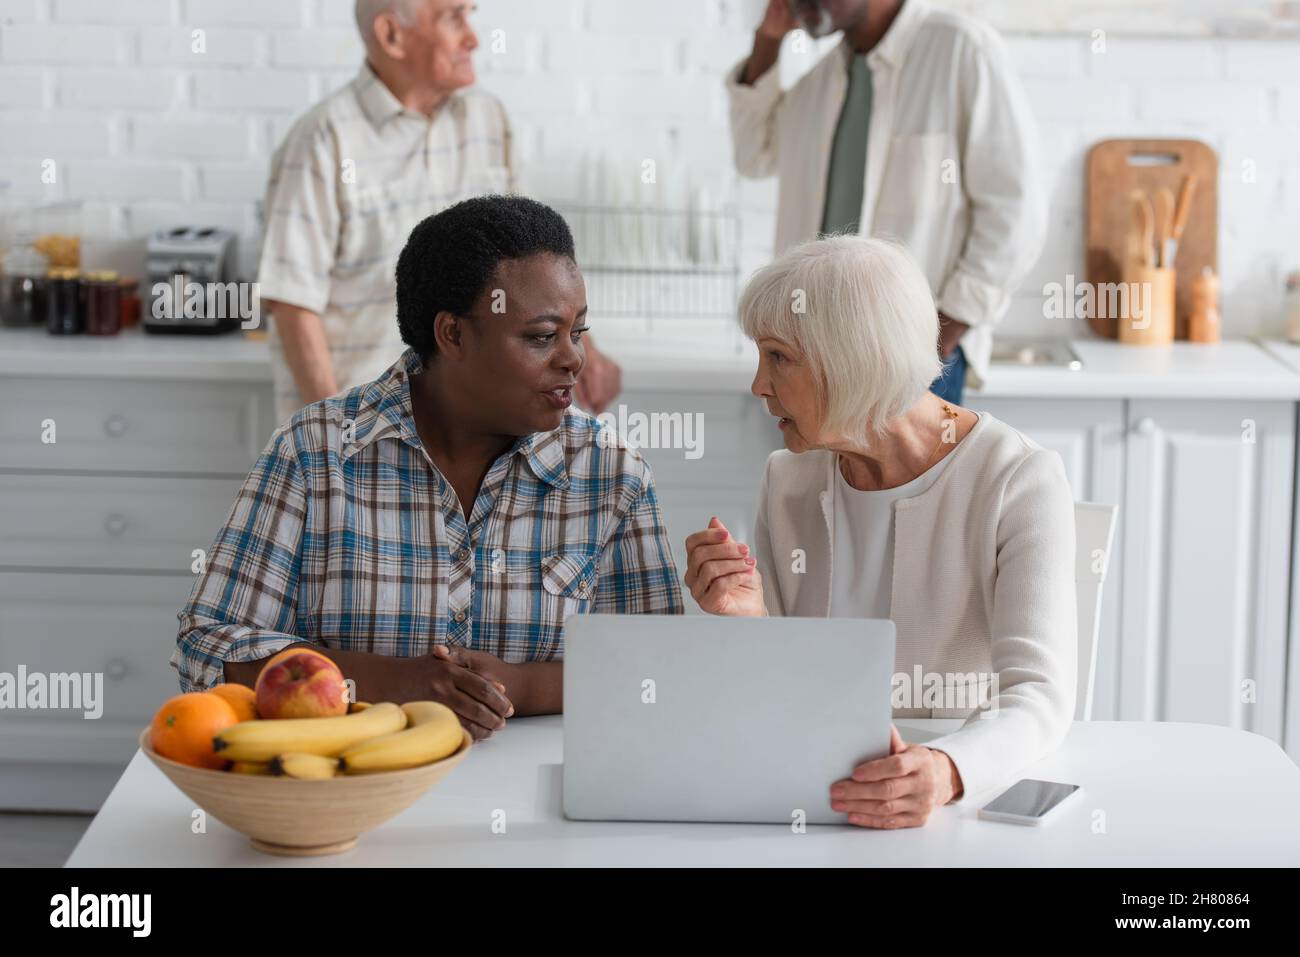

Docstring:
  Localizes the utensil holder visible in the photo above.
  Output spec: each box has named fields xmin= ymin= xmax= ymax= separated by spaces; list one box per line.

xmin=1118 ymin=265 xmax=1175 ymax=346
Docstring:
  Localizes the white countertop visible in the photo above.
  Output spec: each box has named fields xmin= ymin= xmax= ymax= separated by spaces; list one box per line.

xmin=66 ymin=715 xmax=1300 ymax=867
xmin=0 ymin=325 xmax=272 ymax=382
xmin=0 ymin=325 xmax=763 ymax=392
xmin=1258 ymin=336 xmax=1300 ymax=375
xmin=971 ymin=338 xmax=1300 ymax=401
xmin=5 ymin=325 xmax=1300 ymax=400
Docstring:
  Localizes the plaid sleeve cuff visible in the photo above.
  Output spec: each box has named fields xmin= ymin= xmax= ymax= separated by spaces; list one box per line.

xmin=170 ymin=622 xmax=300 ymax=692
xmin=592 ymin=463 xmax=684 ymax=615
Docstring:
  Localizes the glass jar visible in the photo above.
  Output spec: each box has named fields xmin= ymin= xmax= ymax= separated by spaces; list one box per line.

xmin=118 ymin=276 xmax=141 ymax=328
xmin=85 ymin=270 xmax=121 ymax=336
xmin=0 ymin=179 xmax=9 ymax=259
xmin=1286 ymin=272 xmax=1300 ymax=345
xmin=46 ymin=268 xmax=83 ymax=335
xmin=34 ymin=199 xmax=83 ymax=270
xmin=0 ymin=180 xmax=11 ymax=324
xmin=1 ymin=239 xmax=49 ymax=328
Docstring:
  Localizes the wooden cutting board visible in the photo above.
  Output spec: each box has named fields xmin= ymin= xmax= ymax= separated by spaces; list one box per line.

xmin=1085 ymin=138 xmax=1218 ymax=339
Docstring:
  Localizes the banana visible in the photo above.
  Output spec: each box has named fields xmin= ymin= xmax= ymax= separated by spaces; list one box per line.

xmin=338 ymin=701 xmax=464 ymax=773
xmin=212 ymin=701 xmax=407 ymax=762
xmin=271 ymin=752 xmax=340 ymax=780
xmin=349 ymin=701 xmax=372 ymax=713
xmin=229 ymin=761 xmax=271 ymax=775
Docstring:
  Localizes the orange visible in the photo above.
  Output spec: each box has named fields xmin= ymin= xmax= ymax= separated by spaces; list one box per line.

xmin=254 ymin=645 xmax=337 ymax=694
xmin=150 ymin=692 xmax=239 ymax=770
xmin=209 ymin=683 xmax=258 ymax=722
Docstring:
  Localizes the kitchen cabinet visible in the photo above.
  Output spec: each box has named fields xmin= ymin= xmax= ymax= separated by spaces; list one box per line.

xmin=1290 ymin=446 xmax=1300 ymax=768
xmin=1119 ymin=399 xmax=1294 ymax=743
xmin=0 ymin=355 xmax=277 ymax=812
xmin=0 ymin=375 xmax=272 ymax=474
xmin=0 ymin=573 xmax=198 ymax=811
xmin=1251 ymin=340 xmax=1300 ymax=768
xmin=0 ymin=474 xmax=243 ymax=572
xmin=967 ymin=391 xmax=1297 ymax=756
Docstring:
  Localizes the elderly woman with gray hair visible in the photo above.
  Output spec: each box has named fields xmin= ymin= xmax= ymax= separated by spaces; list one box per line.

xmin=684 ymin=235 xmax=1076 ymax=829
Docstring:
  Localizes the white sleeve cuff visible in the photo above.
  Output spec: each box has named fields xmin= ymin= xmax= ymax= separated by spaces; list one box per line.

xmin=923 ymin=722 xmax=1008 ymax=807
xmin=937 ymin=267 xmax=1009 ymax=328
xmin=257 ymin=278 xmax=330 ymax=318
xmin=725 ymin=52 xmax=782 ymax=105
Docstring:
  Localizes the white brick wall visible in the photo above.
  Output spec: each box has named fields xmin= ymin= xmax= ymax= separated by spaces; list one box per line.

xmin=68 ymin=160 xmax=188 ymax=203
xmin=0 ymin=1 xmax=1297 ymax=336
xmin=130 ymin=116 xmax=253 ymax=160
xmin=0 ymin=68 xmax=43 ymax=107
xmin=315 ymin=0 xmax=356 ymax=28
xmin=0 ymin=0 xmax=40 ymax=22
xmin=0 ymin=113 xmax=113 ymax=156
xmin=191 ymin=70 xmax=313 ymax=111
xmin=58 ymin=70 xmax=182 ymax=110
xmin=184 ymin=0 xmax=306 ymax=28
xmin=52 ymin=0 xmax=177 ymax=26
xmin=137 ymin=26 xmax=265 ymax=67
xmin=476 ymin=0 xmax=583 ymax=31
xmin=1 ymin=23 xmax=132 ymax=64
xmin=270 ymin=27 xmax=363 ymax=68
xmin=1087 ymin=36 xmax=1223 ymax=80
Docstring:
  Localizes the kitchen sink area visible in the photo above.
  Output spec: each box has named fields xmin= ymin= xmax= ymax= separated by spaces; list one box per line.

xmin=990 ymin=338 xmax=1084 ymax=370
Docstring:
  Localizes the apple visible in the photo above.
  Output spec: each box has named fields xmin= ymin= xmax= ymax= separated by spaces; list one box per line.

xmin=255 ymin=651 xmax=349 ymax=719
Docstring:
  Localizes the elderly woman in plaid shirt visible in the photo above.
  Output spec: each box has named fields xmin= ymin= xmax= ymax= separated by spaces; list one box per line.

xmin=174 ymin=196 xmax=683 ymax=740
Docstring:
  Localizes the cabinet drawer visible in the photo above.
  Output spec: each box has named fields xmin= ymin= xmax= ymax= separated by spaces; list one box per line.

xmin=0 ymin=375 xmax=275 ymax=474
xmin=0 ymin=573 xmax=194 ymax=759
xmin=0 ymin=474 xmax=242 ymax=573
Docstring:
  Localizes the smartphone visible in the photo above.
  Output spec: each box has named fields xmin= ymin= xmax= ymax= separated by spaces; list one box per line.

xmin=977 ymin=778 xmax=1082 ymax=826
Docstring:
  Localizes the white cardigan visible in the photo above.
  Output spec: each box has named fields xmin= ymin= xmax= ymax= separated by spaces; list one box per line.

xmin=753 ymin=412 xmax=1077 ymax=805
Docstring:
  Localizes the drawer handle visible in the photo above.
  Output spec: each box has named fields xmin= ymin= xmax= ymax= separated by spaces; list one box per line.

xmin=104 ymin=414 xmax=128 ymax=438
xmin=105 ymin=658 xmax=128 ymax=681
xmin=1133 ymin=417 xmax=1156 ymax=435
xmin=104 ymin=513 xmax=128 ymax=536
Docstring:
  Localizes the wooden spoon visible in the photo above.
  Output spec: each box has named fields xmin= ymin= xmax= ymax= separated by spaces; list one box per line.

xmin=1154 ymin=187 xmax=1175 ymax=268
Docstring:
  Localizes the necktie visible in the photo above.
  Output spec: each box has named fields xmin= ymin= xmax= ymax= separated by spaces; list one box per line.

xmin=820 ymin=55 xmax=873 ymax=236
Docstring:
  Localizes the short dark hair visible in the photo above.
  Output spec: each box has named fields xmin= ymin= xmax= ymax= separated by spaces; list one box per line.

xmin=395 ymin=194 xmax=576 ymax=360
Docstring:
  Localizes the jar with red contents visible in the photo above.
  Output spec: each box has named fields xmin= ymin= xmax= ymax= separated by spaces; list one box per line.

xmin=84 ymin=270 xmax=122 ymax=335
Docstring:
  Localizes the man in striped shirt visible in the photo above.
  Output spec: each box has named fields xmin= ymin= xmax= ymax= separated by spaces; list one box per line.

xmin=259 ymin=0 xmax=623 ymax=425
xmin=176 ymin=196 xmax=683 ymax=739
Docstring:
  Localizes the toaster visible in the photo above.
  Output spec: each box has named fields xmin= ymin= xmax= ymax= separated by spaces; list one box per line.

xmin=144 ymin=226 xmax=242 ymax=334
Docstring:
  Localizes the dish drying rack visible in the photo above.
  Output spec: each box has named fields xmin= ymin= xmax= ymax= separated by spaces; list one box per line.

xmin=550 ymin=201 xmax=742 ymax=325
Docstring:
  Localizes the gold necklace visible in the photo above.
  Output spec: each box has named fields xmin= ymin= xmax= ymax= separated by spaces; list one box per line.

xmin=839 ymin=402 xmax=960 ymax=488
xmin=918 ymin=402 xmax=960 ymax=475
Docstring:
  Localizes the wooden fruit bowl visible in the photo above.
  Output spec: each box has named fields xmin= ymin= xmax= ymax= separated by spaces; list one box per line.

xmin=139 ymin=727 xmax=472 ymax=857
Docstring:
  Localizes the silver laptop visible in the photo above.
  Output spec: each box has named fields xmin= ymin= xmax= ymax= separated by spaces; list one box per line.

xmin=562 ymin=614 xmax=896 ymax=825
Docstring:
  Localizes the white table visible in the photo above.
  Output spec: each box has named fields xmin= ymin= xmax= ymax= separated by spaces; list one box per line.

xmin=66 ymin=716 xmax=1300 ymax=867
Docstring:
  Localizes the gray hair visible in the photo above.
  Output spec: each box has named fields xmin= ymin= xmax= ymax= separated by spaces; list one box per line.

xmin=355 ymin=0 xmax=421 ymax=43
xmin=737 ymin=234 xmax=943 ymax=443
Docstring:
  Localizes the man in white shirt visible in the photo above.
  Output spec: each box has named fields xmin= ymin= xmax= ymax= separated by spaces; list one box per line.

xmin=259 ymin=0 xmax=621 ymax=423
xmin=726 ymin=0 xmax=1047 ymax=402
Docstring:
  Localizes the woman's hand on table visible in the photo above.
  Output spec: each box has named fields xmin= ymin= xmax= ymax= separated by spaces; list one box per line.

xmin=830 ymin=726 xmax=965 ymax=828
xmin=684 ymin=517 xmax=766 ymax=616
xmin=411 ymin=646 xmax=513 ymax=741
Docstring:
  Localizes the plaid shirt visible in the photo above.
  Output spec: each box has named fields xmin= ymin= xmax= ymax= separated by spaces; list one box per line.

xmin=172 ymin=349 xmax=683 ymax=691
